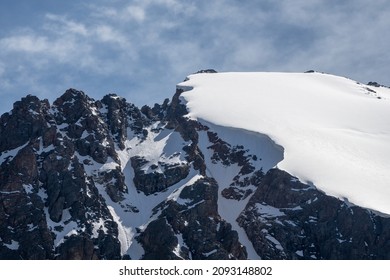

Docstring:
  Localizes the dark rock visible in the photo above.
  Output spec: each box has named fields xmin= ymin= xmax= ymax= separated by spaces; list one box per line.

xmin=131 ymin=156 xmax=190 ymax=195
xmin=56 ymin=234 xmax=98 ymax=260
xmin=221 ymin=187 xmax=252 ymax=200
xmin=367 ymin=81 xmax=381 ymax=87
xmin=195 ymin=69 xmax=218 ymax=74
xmin=238 ymin=169 xmax=390 ymax=259
xmin=0 ymin=95 xmax=49 ymax=152
xmin=101 ymin=94 xmax=129 ymax=149
xmin=138 ymin=177 xmax=247 ymax=260
xmin=138 ymin=218 xmax=181 ymax=260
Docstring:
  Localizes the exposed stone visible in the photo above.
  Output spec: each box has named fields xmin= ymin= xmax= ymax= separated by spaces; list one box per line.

xmin=131 ymin=156 xmax=190 ymax=195
xmin=138 ymin=177 xmax=247 ymax=260
xmin=238 ymin=169 xmax=390 ymax=259
xmin=0 ymin=95 xmax=49 ymax=152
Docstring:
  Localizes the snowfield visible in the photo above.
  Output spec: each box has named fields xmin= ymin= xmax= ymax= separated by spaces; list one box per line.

xmin=178 ymin=72 xmax=390 ymax=215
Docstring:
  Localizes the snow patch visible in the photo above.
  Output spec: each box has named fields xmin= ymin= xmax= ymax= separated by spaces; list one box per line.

xmin=91 ymin=218 xmax=109 ymax=238
xmin=23 ymin=184 xmax=34 ymax=194
xmin=295 ymin=250 xmax=304 ymax=257
xmin=0 ymin=141 xmax=29 ymax=163
xmin=256 ymin=203 xmax=285 ymax=218
xmin=261 ymin=229 xmax=284 ymax=251
xmin=107 ymin=205 xmax=132 ymax=256
xmin=173 ymin=233 xmax=187 ymax=259
xmin=4 ymin=240 xmax=19 ymax=250
xmin=45 ymin=208 xmax=83 ymax=247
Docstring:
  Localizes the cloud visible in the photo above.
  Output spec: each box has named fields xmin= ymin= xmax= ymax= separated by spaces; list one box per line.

xmin=45 ymin=13 xmax=89 ymax=36
xmin=94 ymin=25 xmax=131 ymax=47
xmin=0 ymin=0 xmax=390 ymax=115
xmin=0 ymin=34 xmax=49 ymax=53
xmin=91 ymin=5 xmax=146 ymax=23
xmin=270 ymin=0 xmax=390 ymax=79
xmin=0 ymin=31 xmax=92 ymax=68
xmin=124 ymin=5 xmax=146 ymax=22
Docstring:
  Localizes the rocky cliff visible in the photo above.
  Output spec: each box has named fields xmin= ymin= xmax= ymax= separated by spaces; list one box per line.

xmin=0 ymin=74 xmax=389 ymax=259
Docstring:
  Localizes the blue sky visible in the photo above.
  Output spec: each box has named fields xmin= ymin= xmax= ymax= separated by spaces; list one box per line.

xmin=1 ymin=0 xmax=390 ymax=114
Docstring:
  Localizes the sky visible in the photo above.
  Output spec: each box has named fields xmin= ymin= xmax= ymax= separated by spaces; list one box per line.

xmin=0 ymin=0 xmax=390 ymax=114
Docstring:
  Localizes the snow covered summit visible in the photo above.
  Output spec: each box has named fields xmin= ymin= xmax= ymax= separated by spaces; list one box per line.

xmin=179 ymin=72 xmax=390 ymax=215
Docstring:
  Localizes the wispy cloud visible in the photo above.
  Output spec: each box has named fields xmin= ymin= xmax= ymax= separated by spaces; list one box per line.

xmin=1 ymin=34 xmax=50 ymax=53
xmin=44 ymin=13 xmax=89 ymax=36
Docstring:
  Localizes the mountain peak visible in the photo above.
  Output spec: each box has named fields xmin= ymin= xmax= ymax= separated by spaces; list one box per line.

xmin=52 ymin=89 xmax=99 ymax=125
xmin=1 ymin=71 xmax=390 ymax=260
xmin=12 ymin=94 xmax=50 ymax=114
xmin=57 ymin=88 xmax=88 ymax=101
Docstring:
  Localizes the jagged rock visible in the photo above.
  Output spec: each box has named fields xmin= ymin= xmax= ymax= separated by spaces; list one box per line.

xmin=0 ymin=143 xmax=54 ymax=259
xmin=138 ymin=218 xmax=181 ymax=260
xmin=221 ymin=186 xmax=252 ymax=200
xmin=56 ymin=235 xmax=98 ymax=260
xmin=98 ymin=167 xmax=126 ymax=202
xmin=367 ymin=81 xmax=382 ymax=87
xmin=0 ymin=95 xmax=49 ymax=152
xmin=101 ymin=94 xmax=129 ymax=149
xmin=195 ymin=69 xmax=218 ymax=74
xmin=53 ymin=89 xmax=119 ymax=164
xmin=138 ymin=177 xmax=247 ymax=260
xmin=0 ymin=91 xmax=123 ymax=260
xmin=131 ymin=156 xmax=190 ymax=195
xmin=141 ymin=98 xmax=169 ymax=122
xmin=237 ymin=169 xmax=390 ymax=259
xmin=207 ymin=131 xmax=256 ymax=177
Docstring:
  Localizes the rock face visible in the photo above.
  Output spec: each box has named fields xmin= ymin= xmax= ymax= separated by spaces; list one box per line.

xmin=138 ymin=177 xmax=247 ymax=260
xmin=1 ymin=78 xmax=389 ymax=259
xmin=237 ymin=169 xmax=390 ymax=259
xmin=131 ymin=156 xmax=190 ymax=195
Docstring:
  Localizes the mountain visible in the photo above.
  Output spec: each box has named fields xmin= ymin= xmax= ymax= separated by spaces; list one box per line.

xmin=0 ymin=71 xmax=389 ymax=260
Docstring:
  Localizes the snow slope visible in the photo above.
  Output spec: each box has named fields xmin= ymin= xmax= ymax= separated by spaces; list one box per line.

xmin=98 ymin=125 xmax=194 ymax=258
xmin=178 ymin=72 xmax=390 ymax=215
